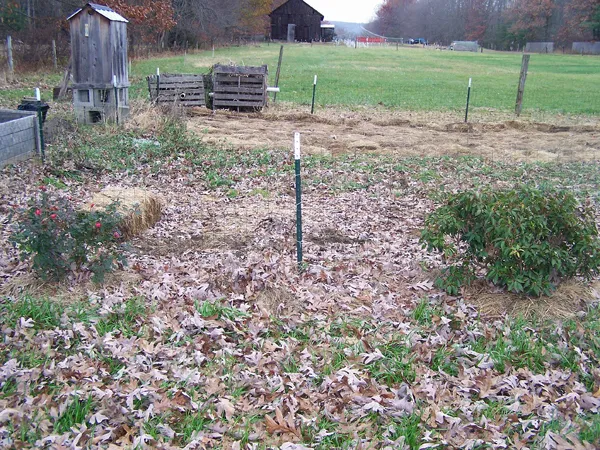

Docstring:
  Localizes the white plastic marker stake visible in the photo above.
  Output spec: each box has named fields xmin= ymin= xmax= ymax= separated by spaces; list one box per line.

xmin=311 ymin=75 xmax=318 ymax=114
xmin=212 ymin=45 xmax=215 ymax=58
xmin=465 ymin=77 xmax=472 ymax=123
xmin=34 ymin=88 xmax=41 ymax=101
xmin=113 ymin=75 xmax=119 ymax=124
xmin=294 ymin=132 xmax=303 ymax=270
xmin=156 ymin=68 xmax=161 ymax=104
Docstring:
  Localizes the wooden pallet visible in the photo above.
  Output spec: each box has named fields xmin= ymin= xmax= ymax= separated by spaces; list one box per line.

xmin=147 ymin=74 xmax=206 ymax=107
xmin=211 ymin=65 xmax=268 ymax=111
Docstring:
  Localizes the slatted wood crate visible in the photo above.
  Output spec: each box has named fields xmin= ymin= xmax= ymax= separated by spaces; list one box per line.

xmin=147 ymin=74 xmax=206 ymax=107
xmin=210 ymin=65 xmax=268 ymax=111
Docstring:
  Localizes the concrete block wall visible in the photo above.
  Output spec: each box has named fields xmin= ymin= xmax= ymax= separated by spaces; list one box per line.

xmin=0 ymin=110 xmax=40 ymax=166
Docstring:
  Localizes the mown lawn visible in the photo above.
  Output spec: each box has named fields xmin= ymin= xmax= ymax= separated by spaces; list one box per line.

xmin=1 ymin=44 xmax=599 ymax=115
xmin=131 ymin=44 xmax=600 ymax=114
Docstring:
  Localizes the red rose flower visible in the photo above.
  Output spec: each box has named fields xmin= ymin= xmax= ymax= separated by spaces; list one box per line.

xmin=113 ymin=231 xmax=120 ymax=239
xmin=95 ymin=222 xmax=101 ymax=229
xmin=50 ymin=213 xmax=57 ymax=219
xmin=35 ymin=209 xmax=41 ymax=216
xmin=39 ymin=185 xmax=47 ymax=191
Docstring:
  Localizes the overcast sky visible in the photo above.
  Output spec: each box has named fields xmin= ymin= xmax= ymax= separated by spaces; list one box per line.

xmin=305 ymin=0 xmax=382 ymax=23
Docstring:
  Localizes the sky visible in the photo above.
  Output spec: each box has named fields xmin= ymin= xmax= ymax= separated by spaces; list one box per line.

xmin=305 ymin=0 xmax=382 ymax=23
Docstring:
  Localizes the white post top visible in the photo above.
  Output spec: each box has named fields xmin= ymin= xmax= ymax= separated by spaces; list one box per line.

xmin=113 ymin=75 xmax=117 ymax=87
xmin=468 ymin=78 xmax=472 ymax=88
xmin=294 ymin=132 xmax=301 ymax=160
xmin=157 ymin=68 xmax=160 ymax=76
xmin=34 ymin=88 xmax=41 ymax=101
xmin=313 ymin=75 xmax=318 ymax=85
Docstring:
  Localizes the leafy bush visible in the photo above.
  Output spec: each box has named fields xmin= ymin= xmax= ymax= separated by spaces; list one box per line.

xmin=10 ymin=188 xmax=126 ymax=283
xmin=420 ymin=187 xmax=600 ymax=296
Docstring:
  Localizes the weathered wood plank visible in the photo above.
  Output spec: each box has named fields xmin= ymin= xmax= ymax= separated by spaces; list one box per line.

xmin=214 ymin=93 xmax=265 ymax=101
xmin=213 ymin=100 xmax=265 ymax=107
xmin=213 ymin=64 xmax=267 ymax=75
xmin=212 ymin=86 xmax=264 ymax=94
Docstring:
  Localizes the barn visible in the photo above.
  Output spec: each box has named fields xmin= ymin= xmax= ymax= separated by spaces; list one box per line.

xmin=270 ymin=0 xmax=324 ymax=42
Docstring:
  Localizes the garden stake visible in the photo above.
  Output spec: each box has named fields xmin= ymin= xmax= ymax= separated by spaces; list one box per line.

xmin=35 ymin=88 xmax=45 ymax=161
xmin=294 ymin=132 xmax=303 ymax=271
xmin=465 ymin=78 xmax=471 ymax=123
xmin=113 ymin=75 xmax=119 ymax=125
xmin=156 ymin=67 xmax=160 ymax=104
xmin=311 ymin=75 xmax=317 ymax=114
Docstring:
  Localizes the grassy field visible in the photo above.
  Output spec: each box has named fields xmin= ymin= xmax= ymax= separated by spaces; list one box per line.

xmin=122 ymin=44 xmax=598 ymax=115
xmin=1 ymin=44 xmax=599 ymax=114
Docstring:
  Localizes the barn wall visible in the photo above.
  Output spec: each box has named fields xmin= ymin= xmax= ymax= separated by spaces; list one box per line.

xmin=270 ymin=0 xmax=324 ymax=41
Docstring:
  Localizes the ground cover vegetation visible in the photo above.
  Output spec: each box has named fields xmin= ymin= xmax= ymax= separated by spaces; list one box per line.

xmin=1 ymin=96 xmax=600 ymax=448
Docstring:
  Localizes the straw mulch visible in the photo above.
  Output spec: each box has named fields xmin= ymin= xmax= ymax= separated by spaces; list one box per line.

xmin=90 ymin=187 xmax=163 ymax=238
xmin=465 ymin=279 xmax=600 ymax=320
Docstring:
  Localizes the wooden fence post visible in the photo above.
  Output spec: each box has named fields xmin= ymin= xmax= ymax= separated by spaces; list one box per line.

xmin=52 ymin=40 xmax=58 ymax=70
xmin=273 ymin=45 xmax=284 ymax=102
xmin=7 ymin=36 xmax=14 ymax=80
xmin=515 ymin=54 xmax=530 ymax=117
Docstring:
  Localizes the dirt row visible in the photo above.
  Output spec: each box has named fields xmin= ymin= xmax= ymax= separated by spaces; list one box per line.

xmin=183 ymin=104 xmax=600 ymax=163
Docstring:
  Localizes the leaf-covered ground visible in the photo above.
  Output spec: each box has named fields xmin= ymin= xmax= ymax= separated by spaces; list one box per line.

xmin=1 ymin=109 xmax=600 ymax=449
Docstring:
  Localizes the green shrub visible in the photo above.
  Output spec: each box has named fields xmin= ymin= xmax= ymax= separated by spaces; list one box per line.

xmin=10 ymin=187 xmax=126 ymax=283
xmin=420 ymin=187 xmax=600 ymax=296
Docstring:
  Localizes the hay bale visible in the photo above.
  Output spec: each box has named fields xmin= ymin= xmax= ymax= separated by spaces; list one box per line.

xmin=90 ymin=187 xmax=162 ymax=237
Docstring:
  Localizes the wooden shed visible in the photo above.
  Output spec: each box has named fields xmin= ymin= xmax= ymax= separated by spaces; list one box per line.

xmin=270 ymin=0 xmax=324 ymax=42
xmin=67 ymin=2 xmax=129 ymax=124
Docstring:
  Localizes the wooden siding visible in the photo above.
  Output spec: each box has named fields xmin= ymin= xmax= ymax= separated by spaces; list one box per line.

xmin=270 ymin=0 xmax=324 ymax=41
xmin=70 ymin=5 xmax=128 ymax=89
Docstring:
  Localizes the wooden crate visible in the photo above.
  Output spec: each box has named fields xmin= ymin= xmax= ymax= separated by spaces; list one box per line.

xmin=147 ymin=74 xmax=206 ymax=107
xmin=211 ymin=65 xmax=268 ymax=111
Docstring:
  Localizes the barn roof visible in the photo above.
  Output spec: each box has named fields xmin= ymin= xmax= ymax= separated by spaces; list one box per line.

xmin=67 ymin=2 xmax=128 ymax=23
xmin=269 ymin=0 xmax=324 ymax=19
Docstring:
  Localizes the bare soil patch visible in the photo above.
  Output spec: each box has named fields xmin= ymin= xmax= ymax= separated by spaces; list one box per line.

xmin=188 ymin=104 xmax=600 ymax=163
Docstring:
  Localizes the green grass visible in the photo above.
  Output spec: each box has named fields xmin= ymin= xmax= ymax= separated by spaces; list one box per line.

xmin=3 ymin=45 xmax=597 ymax=114
xmin=0 ymin=296 xmax=62 ymax=330
xmin=129 ymin=45 xmax=600 ymax=115
xmin=54 ymin=396 xmax=94 ymax=434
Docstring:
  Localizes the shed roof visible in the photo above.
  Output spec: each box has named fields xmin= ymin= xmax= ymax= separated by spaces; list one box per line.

xmin=67 ymin=2 xmax=128 ymax=23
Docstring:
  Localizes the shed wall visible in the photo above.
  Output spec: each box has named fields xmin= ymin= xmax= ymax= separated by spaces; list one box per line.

xmin=572 ymin=42 xmax=600 ymax=55
xmin=71 ymin=11 xmax=112 ymax=88
xmin=525 ymin=42 xmax=554 ymax=53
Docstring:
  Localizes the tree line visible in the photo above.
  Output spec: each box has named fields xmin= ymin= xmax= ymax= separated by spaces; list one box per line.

xmin=368 ymin=0 xmax=600 ymax=49
xmin=0 ymin=0 xmax=286 ymax=61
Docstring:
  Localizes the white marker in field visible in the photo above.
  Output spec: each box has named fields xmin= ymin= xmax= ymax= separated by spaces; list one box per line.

xmin=314 ymin=75 xmax=318 ymax=85
xmin=34 ymin=88 xmax=41 ymax=101
xmin=293 ymin=132 xmax=303 ymax=269
xmin=157 ymin=67 xmax=160 ymax=76
xmin=294 ymin=132 xmax=301 ymax=160
xmin=469 ymin=77 xmax=472 ymax=88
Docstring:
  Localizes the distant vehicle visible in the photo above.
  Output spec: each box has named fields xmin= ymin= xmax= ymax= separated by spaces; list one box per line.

xmin=409 ymin=38 xmax=427 ymax=45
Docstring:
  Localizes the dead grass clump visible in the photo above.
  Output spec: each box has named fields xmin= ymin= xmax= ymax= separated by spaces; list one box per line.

xmin=466 ymin=279 xmax=595 ymax=320
xmin=90 ymin=187 xmax=162 ymax=238
xmin=255 ymin=287 xmax=298 ymax=317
